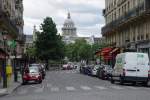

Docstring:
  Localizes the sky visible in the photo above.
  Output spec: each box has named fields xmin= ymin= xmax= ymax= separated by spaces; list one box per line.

xmin=23 ymin=0 xmax=105 ymax=37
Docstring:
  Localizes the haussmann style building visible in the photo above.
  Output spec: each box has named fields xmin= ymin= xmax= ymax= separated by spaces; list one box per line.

xmin=102 ymin=0 xmax=150 ymax=58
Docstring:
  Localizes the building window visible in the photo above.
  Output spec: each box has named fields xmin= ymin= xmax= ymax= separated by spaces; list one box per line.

xmin=146 ymin=34 xmax=149 ymax=40
xmin=128 ymin=1 xmax=130 ymax=11
xmin=137 ymin=35 xmax=140 ymax=40
xmin=141 ymin=35 xmax=144 ymax=40
xmin=133 ymin=37 xmax=135 ymax=41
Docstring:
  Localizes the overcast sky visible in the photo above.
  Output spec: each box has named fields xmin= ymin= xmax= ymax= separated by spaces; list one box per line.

xmin=23 ymin=0 xmax=105 ymax=37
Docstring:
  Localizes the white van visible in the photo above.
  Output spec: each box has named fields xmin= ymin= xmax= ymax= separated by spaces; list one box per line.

xmin=111 ymin=52 xmax=150 ymax=85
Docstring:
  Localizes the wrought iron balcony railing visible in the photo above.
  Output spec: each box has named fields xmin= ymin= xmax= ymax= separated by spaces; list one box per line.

xmin=0 ymin=2 xmax=19 ymax=37
xmin=102 ymin=1 xmax=150 ymax=36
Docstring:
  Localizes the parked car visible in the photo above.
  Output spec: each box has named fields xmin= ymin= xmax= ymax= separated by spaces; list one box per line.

xmin=91 ymin=65 xmax=101 ymax=76
xmin=80 ymin=65 xmax=93 ymax=75
xmin=103 ymin=65 xmax=113 ymax=79
xmin=29 ymin=64 xmax=46 ymax=79
xmin=111 ymin=52 xmax=150 ymax=86
xmin=97 ymin=65 xmax=106 ymax=80
xmin=23 ymin=66 xmax=42 ymax=84
xmin=80 ymin=65 xmax=88 ymax=74
xmin=62 ymin=64 xmax=73 ymax=70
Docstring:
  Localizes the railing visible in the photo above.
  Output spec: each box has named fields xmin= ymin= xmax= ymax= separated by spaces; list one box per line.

xmin=102 ymin=1 xmax=150 ymax=35
xmin=0 ymin=2 xmax=19 ymax=35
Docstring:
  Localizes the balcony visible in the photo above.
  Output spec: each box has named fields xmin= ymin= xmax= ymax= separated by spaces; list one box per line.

xmin=102 ymin=1 xmax=150 ymax=36
xmin=102 ymin=9 xmax=106 ymax=16
xmin=0 ymin=2 xmax=19 ymax=38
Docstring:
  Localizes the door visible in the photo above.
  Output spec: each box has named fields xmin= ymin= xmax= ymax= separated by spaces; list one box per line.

xmin=125 ymin=54 xmax=137 ymax=77
xmin=136 ymin=54 xmax=149 ymax=78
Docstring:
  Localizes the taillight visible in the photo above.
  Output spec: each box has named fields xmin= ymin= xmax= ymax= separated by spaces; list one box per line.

xmin=123 ymin=69 xmax=126 ymax=76
xmin=148 ymin=70 xmax=150 ymax=77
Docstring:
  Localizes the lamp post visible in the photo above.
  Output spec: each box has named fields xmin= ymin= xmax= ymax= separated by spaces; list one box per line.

xmin=2 ymin=32 xmax=7 ymax=88
xmin=14 ymin=48 xmax=17 ymax=82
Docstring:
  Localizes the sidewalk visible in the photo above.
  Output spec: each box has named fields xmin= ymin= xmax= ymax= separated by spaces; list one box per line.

xmin=0 ymin=74 xmax=22 ymax=97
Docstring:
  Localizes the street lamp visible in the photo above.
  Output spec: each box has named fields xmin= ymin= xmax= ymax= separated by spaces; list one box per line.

xmin=2 ymin=31 xmax=8 ymax=88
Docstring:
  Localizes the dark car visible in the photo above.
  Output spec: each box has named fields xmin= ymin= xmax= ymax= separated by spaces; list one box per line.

xmin=97 ymin=65 xmax=113 ymax=80
xmin=97 ymin=65 xmax=106 ymax=80
xmin=80 ymin=65 xmax=93 ymax=75
xmin=104 ymin=65 xmax=113 ymax=79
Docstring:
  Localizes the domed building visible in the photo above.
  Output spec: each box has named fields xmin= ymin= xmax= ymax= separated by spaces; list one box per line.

xmin=62 ymin=13 xmax=77 ymax=44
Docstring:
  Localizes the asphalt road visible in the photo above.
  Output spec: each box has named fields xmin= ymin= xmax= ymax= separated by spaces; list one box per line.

xmin=1 ymin=70 xmax=150 ymax=100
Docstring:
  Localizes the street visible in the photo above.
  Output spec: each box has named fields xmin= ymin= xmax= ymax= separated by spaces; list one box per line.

xmin=1 ymin=70 xmax=150 ymax=100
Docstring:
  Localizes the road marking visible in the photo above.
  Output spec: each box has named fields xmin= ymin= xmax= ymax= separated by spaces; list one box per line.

xmin=18 ymin=89 xmax=27 ymax=95
xmin=0 ymin=89 xmax=7 ymax=94
xmin=35 ymin=86 xmax=44 ymax=93
xmin=80 ymin=86 xmax=91 ymax=91
xmin=47 ymin=83 xmax=52 ymax=88
xmin=110 ymin=86 xmax=124 ymax=90
xmin=94 ymin=86 xmax=107 ymax=90
xmin=66 ymin=86 xmax=76 ymax=91
xmin=51 ymin=87 xmax=59 ymax=92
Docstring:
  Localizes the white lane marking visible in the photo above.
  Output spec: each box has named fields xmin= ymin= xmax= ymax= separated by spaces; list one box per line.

xmin=47 ymin=83 xmax=52 ymax=88
xmin=18 ymin=89 xmax=27 ymax=95
xmin=94 ymin=86 xmax=107 ymax=90
xmin=80 ymin=86 xmax=91 ymax=90
xmin=34 ymin=86 xmax=44 ymax=93
xmin=0 ymin=89 xmax=7 ymax=94
xmin=110 ymin=86 xmax=124 ymax=90
xmin=51 ymin=87 xmax=59 ymax=92
xmin=66 ymin=86 xmax=76 ymax=91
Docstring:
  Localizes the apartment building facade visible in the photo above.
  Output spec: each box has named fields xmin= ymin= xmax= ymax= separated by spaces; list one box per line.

xmin=102 ymin=0 xmax=150 ymax=57
xmin=0 ymin=0 xmax=24 ymax=57
xmin=0 ymin=0 xmax=24 ymax=87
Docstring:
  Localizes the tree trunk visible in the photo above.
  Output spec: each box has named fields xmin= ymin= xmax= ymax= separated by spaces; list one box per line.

xmin=45 ymin=59 xmax=49 ymax=70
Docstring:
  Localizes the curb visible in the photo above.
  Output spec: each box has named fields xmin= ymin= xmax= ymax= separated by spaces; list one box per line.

xmin=0 ymin=82 xmax=22 ymax=97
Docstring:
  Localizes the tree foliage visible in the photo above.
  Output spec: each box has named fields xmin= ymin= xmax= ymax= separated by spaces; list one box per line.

xmin=65 ymin=38 xmax=93 ymax=61
xmin=65 ymin=39 xmax=109 ymax=62
xmin=35 ymin=17 xmax=65 ymax=61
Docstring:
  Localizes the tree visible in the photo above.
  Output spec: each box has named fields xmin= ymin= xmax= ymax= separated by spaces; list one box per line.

xmin=65 ymin=38 xmax=93 ymax=62
xmin=35 ymin=17 xmax=65 ymax=69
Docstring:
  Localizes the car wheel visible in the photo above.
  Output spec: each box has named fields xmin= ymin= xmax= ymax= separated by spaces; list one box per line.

xmin=39 ymin=80 xmax=42 ymax=84
xmin=132 ymin=82 xmax=136 ymax=86
xmin=22 ymin=80 xmax=27 ymax=85
xmin=101 ymin=72 xmax=105 ymax=80
xmin=111 ymin=77 xmax=115 ymax=84
xmin=119 ymin=77 xmax=124 ymax=85
xmin=143 ymin=81 xmax=148 ymax=87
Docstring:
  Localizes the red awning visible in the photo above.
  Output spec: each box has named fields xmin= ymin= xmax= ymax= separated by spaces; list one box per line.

xmin=101 ymin=48 xmax=113 ymax=56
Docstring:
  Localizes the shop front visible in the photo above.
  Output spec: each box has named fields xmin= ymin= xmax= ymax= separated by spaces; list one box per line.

xmin=137 ymin=40 xmax=150 ymax=58
xmin=0 ymin=48 xmax=9 ymax=87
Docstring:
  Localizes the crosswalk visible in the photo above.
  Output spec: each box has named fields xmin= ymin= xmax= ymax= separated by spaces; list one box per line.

xmin=14 ymin=85 xmax=150 ymax=95
xmin=54 ymin=70 xmax=78 ymax=74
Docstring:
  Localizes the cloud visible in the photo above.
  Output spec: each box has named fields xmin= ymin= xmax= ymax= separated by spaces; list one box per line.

xmin=23 ymin=0 xmax=105 ymax=37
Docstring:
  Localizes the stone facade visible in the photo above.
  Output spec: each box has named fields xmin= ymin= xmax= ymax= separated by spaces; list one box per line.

xmin=0 ymin=0 xmax=24 ymax=57
xmin=0 ymin=0 xmax=24 ymax=88
xmin=102 ymin=0 xmax=150 ymax=57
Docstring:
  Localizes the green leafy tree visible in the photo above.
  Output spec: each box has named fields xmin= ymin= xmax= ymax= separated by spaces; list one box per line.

xmin=35 ymin=17 xmax=65 ymax=69
xmin=65 ymin=38 xmax=93 ymax=62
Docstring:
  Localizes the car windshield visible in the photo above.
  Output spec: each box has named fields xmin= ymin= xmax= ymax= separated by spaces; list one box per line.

xmin=95 ymin=65 xmax=100 ymax=69
xmin=29 ymin=67 xmax=39 ymax=73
